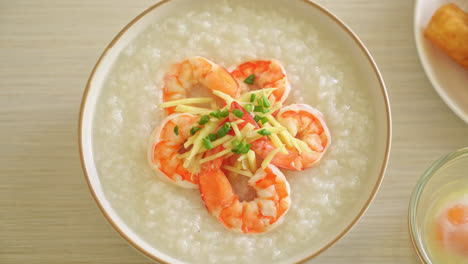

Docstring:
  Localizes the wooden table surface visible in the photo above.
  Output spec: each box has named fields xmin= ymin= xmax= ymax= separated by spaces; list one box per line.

xmin=1 ymin=0 xmax=467 ymax=263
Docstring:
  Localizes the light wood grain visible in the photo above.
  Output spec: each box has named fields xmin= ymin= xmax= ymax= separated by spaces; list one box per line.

xmin=1 ymin=0 xmax=467 ymax=263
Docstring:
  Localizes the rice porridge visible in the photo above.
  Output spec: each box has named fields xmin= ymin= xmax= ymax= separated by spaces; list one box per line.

xmin=92 ymin=0 xmax=375 ymax=263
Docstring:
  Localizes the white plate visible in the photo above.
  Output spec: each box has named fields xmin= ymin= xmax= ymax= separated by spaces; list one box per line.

xmin=414 ymin=0 xmax=468 ymax=124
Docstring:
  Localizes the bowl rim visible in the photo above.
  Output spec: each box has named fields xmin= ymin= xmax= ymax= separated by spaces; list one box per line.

xmin=413 ymin=0 xmax=468 ymax=124
xmin=408 ymin=147 xmax=468 ymax=264
xmin=78 ymin=0 xmax=392 ymax=263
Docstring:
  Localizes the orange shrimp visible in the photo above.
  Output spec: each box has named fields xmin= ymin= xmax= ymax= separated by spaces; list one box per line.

xmin=435 ymin=202 xmax=468 ymax=256
xmin=199 ymin=147 xmax=291 ymax=233
xmin=251 ymin=104 xmax=331 ymax=171
xmin=231 ymin=60 xmax=291 ymax=104
xmin=147 ymin=113 xmax=199 ymax=188
xmin=163 ymin=56 xmax=240 ymax=114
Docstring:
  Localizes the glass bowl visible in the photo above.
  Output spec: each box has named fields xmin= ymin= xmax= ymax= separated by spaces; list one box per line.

xmin=409 ymin=147 xmax=468 ymax=263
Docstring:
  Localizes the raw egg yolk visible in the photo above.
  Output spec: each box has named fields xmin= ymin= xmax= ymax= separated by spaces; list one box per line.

xmin=436 ymin=203 xmax=468 ymax=256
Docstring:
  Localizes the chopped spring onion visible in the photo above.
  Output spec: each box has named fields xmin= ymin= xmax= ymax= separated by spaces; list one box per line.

xmin=253 ymin=115 xmax=269 ymax=124
xmin=174 ymin=125 xmax=179 ymax=136
xmin=185 ymin=121 xmax=221 ymax=164
xmin=203 ymin=137 xmax=213 ymax=150
xmin=257 ymin=129 xmax=271 ymax=136
xmin=199 ymin=115 xmax=210 ymax=125
xmin=232 ymin=140 xmax=251 ymax=154
xmin=262 ymin=96 xmax=271 ymax=108
xmin=244 ymin=74 xmax=255 ymax=85
xmin=219 ymin=109 xmax=229 ymax=118
xmin=250 ymin=93 xmax=256 ymax=102
xmin=180 ymin=135 xmax=233 ymax=158
xmin=210 ymin=109 xmax=221 ymax=118
xmin=254 ymin=105 xmax=264 ymax=113
xmin=217 ymin=122 xmax=231 ymax=138
xmin=244 ymin=104 xmax=253 ymax=112
xmin=210 ymin=109 xmax=229 ymax=119
xmin=246 ymin=127 xmax=284 ymax=138
xmin=253 ymin=105 xmax=269 ymax=113
xmin=232 ymin=109 xmax=244 ymax=118
xmin=257 ymin=96 xmax=263 ymax=106
xmin=208 ymin=133 xmax=218 ymax=141
xmin=190 ymin=126 xmax=201 ymax=135
xmin=238 ymin=88 xmax=276 ymax=102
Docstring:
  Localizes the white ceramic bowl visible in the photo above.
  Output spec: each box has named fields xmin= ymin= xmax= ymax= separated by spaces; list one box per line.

xmin=414 ymin=0 xmax=468 ymax=124
xmin=79 ymin=0 xmax=391 ymax=263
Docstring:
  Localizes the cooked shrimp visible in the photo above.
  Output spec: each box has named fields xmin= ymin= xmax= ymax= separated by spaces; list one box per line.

xmin=436 ymin=202 xmax=468 ymax=256
xmin=251 ymin=104 xmax=330 ymax=171
xmin=231 ymin=60 xmax=291 ymax=104
xmin=199 ymin=147 xmax=291 ymax=233
xmin=163 ymin=56 xmax=240 ymax=114
xmin=148 ymin=113 xmax=199 ymax=188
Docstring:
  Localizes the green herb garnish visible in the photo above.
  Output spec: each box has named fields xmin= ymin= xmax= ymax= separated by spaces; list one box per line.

xmin=254 ymin=105 xmax=265 ymax=113
xmin=219 ymin=109 xmax=229 ymax=118
xmin=217 ymin=122 xmax=231 ymax=138
xmin=244 ymin=74 xmax=255 ymax=85
xmin=190 ymin=126 xmax=201 ymax=135
xmin=203 ymin=137 xmax=213 ymax=150
xmin=210 ymin=109 xmax=221 ymax=118
xmin=199 ymin=115 xmax=210 ymax=125
xmin=210 ymin=109 xmax=229 ymax=119
xmin=232 ymin=139 xmax=251 ymax=154
xmin=232 ymin=109 xmax=244 ymax=118
xmin=174 ymin=125 xmax=179 ymax=136
xmin=253 ymin=115 xmax=261 ymax=123
xmin=208 ymin=133 xmax=218 ymax=141
xmin=250 ymin=94 xmax=256 ymax=102
xmin=244 ymin=104 xmax=253 ymax=112
xmin=257 ymin=96 xmax=263 ymax=106
xmin=260 ymin=116 xmax=269 ymax=124
xmin=257 ymin=129 xmax=271 ymax=136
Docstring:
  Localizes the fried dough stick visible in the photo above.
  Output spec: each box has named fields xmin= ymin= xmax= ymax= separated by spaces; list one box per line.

xmin=424 ymin=3 xmax=468 ymax=70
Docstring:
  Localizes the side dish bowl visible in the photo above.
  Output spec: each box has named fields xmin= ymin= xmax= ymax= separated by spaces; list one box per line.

xmin=408 ymin=147 xmax=468 ymax=263
xmin=79 ymin=0 xmax=391 ymax=263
